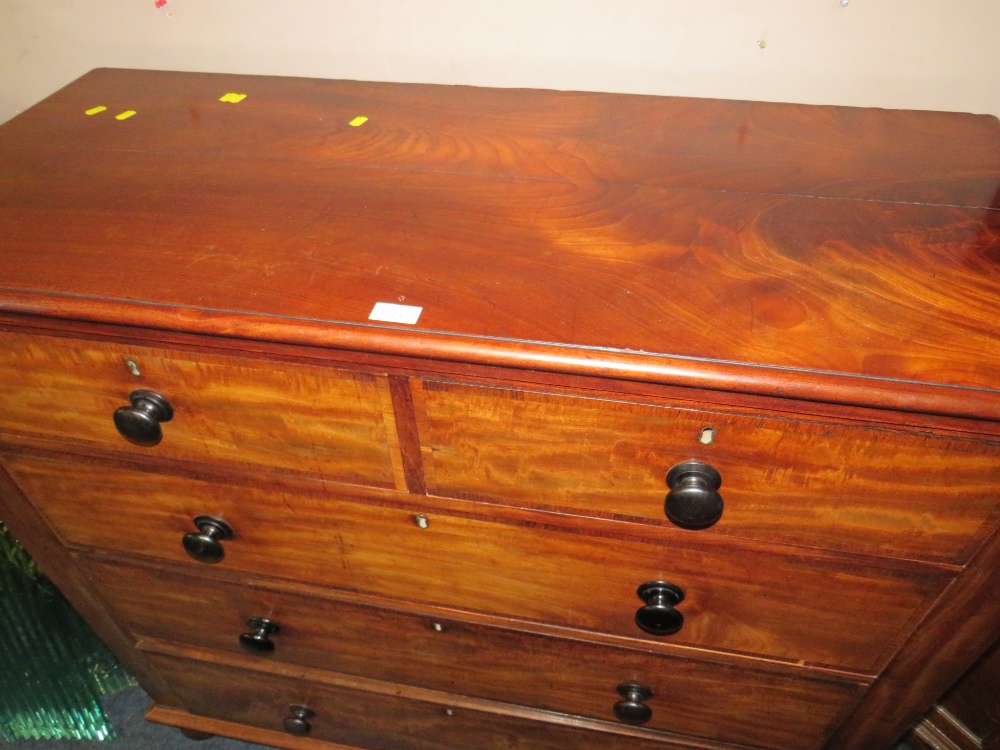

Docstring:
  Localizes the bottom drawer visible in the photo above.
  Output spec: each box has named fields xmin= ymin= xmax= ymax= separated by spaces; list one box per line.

xmin=144 ymin=650 xmax=733 ymax=750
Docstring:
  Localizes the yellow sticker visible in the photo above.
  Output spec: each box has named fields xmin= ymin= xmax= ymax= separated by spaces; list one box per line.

xmin=348 ymin=116 xmax=368 ymax=127
xmin=115 ymin=110 xmax=137 ymax=121
xmin=219 ymin=93 xmax=247 ymax=103
xmin=85 ymin=106 xmax=107 ymax=116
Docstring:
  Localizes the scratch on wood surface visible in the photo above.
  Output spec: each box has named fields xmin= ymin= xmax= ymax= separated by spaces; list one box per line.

xmin=283 ymin=205 xmax=334 ymax=244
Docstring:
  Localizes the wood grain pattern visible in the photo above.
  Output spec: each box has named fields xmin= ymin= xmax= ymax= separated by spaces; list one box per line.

xmin=5 ymin=311 xmax=1000 ymax=438
xmin=1 ymin=70 xmax=999 ymax=750
xmin=0 ymin=331 xmax=395 ymax=486
xmin=2 ymin=288 xmax=997 ymax=422
xmin=143 ymin=648 xmax=753 ymax=750
xmin=416 ymin=380 xmax=1000 ymax=564
xmin=826 ymin=523 xmax=1000 ymax=749
xmin=373 ymin=376 xmax=409 ymax=493
xmin=2 ymin=156 xmax=997 ymax=388
xmin=84 ymin=558 xmax=864 ymax=750
xmin=7 ymin=69 xmax=999 ymax=206
xmin=5 ymin=450 xmax=950 ymax=673
xmin=0 ymin=70 xmax=998 ymax=418
xmin=387 ymin=375 xmax=427 ymax=495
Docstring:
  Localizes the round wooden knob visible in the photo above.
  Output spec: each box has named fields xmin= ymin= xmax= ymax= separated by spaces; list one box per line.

xmin=182 ymin=516 xmax=233 ymax=564
xmin=113 ymin=389 xmax=173 ymax=446
xmin=635 ymin=581 xmax=685 ymax=636
xmin=665 ymin=461 xmax=723 ymax=530
xmin=613 ymin=683 xmax=653 ymax=725
xmin=239 ymin=616 xmax=280 ymax=655
xmin=282 ymin=705 xmax=315 ymax=736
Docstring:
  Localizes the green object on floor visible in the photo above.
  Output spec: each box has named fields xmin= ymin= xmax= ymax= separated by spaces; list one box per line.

xmin=0 ymin=522 xmax=136 ymax=741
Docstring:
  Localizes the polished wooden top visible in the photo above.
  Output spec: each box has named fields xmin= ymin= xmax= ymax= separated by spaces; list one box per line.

xmin=1 ymin=68 xmax=998 ymax=418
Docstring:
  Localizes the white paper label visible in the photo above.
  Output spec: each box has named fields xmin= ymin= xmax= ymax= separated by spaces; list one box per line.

xmin=368 ymin=302 xmax=422 ymax=325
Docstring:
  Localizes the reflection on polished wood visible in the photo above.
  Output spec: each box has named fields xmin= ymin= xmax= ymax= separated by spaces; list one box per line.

xmin=7 ymin=450 xmax=947 ymax=672
xmin=417 ymin=379 xmax=1000 ymax=563
xmin=0 ymin=332 xmax=395 ymax=486
xmin=1 ymin=69 xmax=999 ymax=750
xmin=1 ymin=70 xmax=999 ymax=417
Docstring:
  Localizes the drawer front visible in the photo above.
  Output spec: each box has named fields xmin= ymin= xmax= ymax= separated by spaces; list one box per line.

xmin=146 ymin=651 xmax=714 ymax=750
xmin=87 ymin=560 xmax=862 ymax=750
xmin=8 ymin=451 xmax=947 ymax=672
xmin=0 ymin=332 xmax=395 ymax=486
xmin=416 ymin=380 xmax=1000 ymax=563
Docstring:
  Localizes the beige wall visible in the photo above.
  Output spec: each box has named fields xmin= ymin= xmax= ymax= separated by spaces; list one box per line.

xmin=1 ymin=0 xmax=999 ymax=124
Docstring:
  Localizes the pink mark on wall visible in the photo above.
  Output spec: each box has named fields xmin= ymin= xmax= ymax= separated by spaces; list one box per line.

xmin=154 ymin=0 xmax=167 ymax=7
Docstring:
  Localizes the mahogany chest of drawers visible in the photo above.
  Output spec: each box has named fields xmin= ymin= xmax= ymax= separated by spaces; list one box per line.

xmin=1 ymin=68 xmax=999 ymax=750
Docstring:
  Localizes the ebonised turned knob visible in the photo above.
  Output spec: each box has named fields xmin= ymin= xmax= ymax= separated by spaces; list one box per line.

xmin=182 ymin=515 xmax=234 ymax=564
xmin=665 ymin=460 xmax=724 ymax=530
xmin=113 ymin=389 xmax=173 ymax=446
xmin=635 ymin=581 xmax=685 ymax=636
xmin=239 ymin=616 xmax=280 ymax=655
xmin=282 ymin=705 xmax=315 ymax=736
xmin=613 ymin=683 xmax=653 ymax=725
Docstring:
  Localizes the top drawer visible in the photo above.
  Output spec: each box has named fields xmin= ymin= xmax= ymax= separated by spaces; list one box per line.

xmin=0 ymin=331 xmax=396 ymax=487
xmin=415 ymin=380 xmax=1000 ymax=564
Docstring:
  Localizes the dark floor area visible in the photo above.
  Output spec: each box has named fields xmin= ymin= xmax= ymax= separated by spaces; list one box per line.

xmin=1 ymin=687 xmax=266 ymax=749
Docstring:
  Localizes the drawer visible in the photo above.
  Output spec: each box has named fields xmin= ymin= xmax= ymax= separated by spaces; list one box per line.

xmin=87 ymin=559 xmax=863 ymax=750
xmin=415 ymin=380 xmax=1000 ymax=563
xmin=145 ymin=650 xmax=719 ymax=750
xmin=0 ymin=331 xmax=395 ymax=486
xmin=8 ymin=450 xmax=948 ymax=672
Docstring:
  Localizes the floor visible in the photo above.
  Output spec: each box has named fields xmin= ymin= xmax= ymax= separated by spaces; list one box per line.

xmin=1 ymin=687 xmax=267 ymax=750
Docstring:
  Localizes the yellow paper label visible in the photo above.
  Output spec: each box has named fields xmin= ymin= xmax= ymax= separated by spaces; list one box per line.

xmin=219 ymin=93 xmax=247 ymax=103
xmin=115 ymin=110 xmax=137 ymax=121
xmin=349 ymin=116 xmax=368 ymax=127
xmin=85 ymin=106 xmax=107 ymax=116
